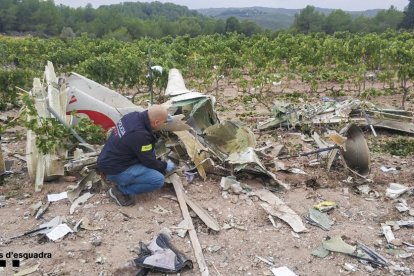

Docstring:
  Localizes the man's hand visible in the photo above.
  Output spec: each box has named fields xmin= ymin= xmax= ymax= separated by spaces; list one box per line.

xmin=166 ymin=159 xmax=176 ymax=173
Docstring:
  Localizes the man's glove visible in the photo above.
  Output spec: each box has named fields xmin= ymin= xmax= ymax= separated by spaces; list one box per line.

xmin=166 ymin=159 xmax=176 ymax=173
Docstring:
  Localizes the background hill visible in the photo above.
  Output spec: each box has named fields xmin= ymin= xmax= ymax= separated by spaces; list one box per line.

xmin=198 ymin=7 xmax=381 ymax=30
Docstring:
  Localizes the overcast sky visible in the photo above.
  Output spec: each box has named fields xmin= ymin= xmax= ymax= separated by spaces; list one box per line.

xmin=54 ymin=0 xmax=408 ymax=11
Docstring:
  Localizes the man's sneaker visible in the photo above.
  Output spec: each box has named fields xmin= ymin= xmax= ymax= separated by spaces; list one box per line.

xmin=108 ymin=187 xmax=135 ymax=206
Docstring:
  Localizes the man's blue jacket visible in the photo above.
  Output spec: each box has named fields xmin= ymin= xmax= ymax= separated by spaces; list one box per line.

xmin=97 ymin=111 xmax=167 ymax=175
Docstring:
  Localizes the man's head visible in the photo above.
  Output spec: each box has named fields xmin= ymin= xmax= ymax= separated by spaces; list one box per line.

xmin=148 ymin=105 xmax=168 ymax=130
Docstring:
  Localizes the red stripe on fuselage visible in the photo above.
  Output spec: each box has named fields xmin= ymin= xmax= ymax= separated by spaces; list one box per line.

xmin=66 ymin=110 xmax=115 ymax=131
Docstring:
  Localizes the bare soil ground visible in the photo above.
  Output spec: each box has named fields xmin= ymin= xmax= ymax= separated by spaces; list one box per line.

xmin=0 ymin=82 xmax=413 ymax=276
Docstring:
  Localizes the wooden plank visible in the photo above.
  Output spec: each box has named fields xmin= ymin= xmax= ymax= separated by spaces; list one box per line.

xmin=183 ymin=193 xmax=221 ymax=232
xmin=168 ymin=173 xmax=209 ymax=276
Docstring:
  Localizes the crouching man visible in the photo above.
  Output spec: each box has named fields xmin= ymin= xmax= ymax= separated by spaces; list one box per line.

xmin=97 ymin=105 xmax=175 ymax=206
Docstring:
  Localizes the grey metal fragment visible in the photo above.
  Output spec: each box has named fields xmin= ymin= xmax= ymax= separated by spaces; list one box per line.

xmin=306 ymin=208 xmax=334 ymax=231
xmin=69 ymin=192 xmax=94 ymax=215
xmin=311 ymin=245 xmax=330 ymax=258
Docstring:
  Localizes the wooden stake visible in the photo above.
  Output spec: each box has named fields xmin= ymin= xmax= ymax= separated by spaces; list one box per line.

xmin=168 ymin=173 xmax=209 ymax=276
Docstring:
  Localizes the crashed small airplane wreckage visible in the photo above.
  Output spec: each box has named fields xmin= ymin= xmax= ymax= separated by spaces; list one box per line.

xmin=26 ymin=62 xmax=373 ymax=192
xmin=21 ymin=62 xmax=377 ymax=275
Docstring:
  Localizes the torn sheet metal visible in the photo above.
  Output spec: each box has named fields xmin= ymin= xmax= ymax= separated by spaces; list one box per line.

xmin=166 ymin=92 xmax=217 ymax=134
xmin=35 ymin=201 xmax=50 ymax=219
xmin=275 ymin=161 xmax=307 ymax=175
xmin=227 ymin=148 xmax=289 ymax=189
xmin=257 ymin=100 xmax=299 ymax=130
xmin=158 ymin=114 xmax=190 ymax=132
xmin=67 ymin=170 xmax=96 ymax=202
xmin=69 ymin=192 xmax=94 ymax=214
xmin=322 ymin=236 xmax=356 ymax=255
xmin=173 ymin=130 xmax=209 ymax=180
xmin=256 ymin=189 xmax=307 ymax=233
xmin=306 ymin=208 xmax=333 ymax=231
xmin=64 ymin=155 xmax=98 ymax=172
xmin=204 ymin=121 xmax=256 ymax=159
xmin=311 ymin=245 xmax=330 ymax=258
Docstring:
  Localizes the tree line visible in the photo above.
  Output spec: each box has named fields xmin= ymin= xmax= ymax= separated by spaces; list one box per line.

xmin=0 ymin=0 xmax=262 ymax=39
xmin=0 ymin=0 xmax=414 ymax=39
xmin=292 ymin=5 xmax=413 ymax=34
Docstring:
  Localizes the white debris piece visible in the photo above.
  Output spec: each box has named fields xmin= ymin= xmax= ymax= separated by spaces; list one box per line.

xmin=46 ymin=223 xmax=73 ymax=241
xmin=47 ymin=191 xmax=68 ymax=202
xmin=382 ymin=225 xmax=396 ymax=243
xmin=386 ymin=183 xmax=410 ymax=199
xmin=271 ymin=266 xmax=297 ymax=276
xmin=380 ymin=166 xmax=397 ymax=173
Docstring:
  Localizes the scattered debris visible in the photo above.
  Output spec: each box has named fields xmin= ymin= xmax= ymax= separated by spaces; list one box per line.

xmin=386 ymin=183 xmax=410 ymax=199
xmin=69 ymin=192 xmax=94 ymax=214
xmin=35 ymin=201 xmax=50 ymax=219
xmin=6 ymin=63 xmax=412 ymax=275
xmin=258 ymin=99 xmax=414 ymax=135
xmin=256 ymin=189 xmax=307 ymax=233
xmin=67 ymin=170 xmax=96 ymax=202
